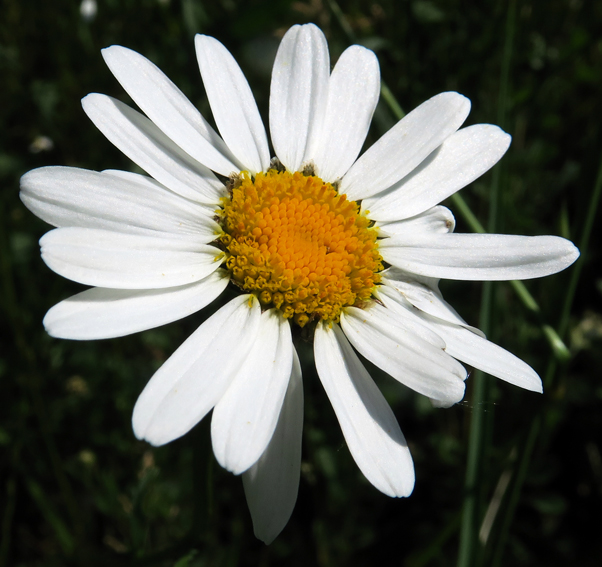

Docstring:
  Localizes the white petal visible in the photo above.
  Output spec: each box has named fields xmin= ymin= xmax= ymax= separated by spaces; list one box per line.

xmin=269 ymin=24 xmax=329 ymax=173
xmin=20 ymin=166 xmax=220 ymax=241
xmin=105 ymin=170 xmax=220 ymax=219
xmin=314 ymin=322 xmax=414 ymax=497
xmin=431 ymin=398 xmax=456 ymax=409
xmin=212 ymin=310 xmax=293 ymax=475
xmin=101 ymin=46 xmax=242 ymax=177
xmin=82 ymin=94 xmax=225 ymax=204
xmin=378 ymin=276 xmax=485 ymax=337
xmin=347 ymin=295 xmax=464 ymax=411
xmin=195 ymin=35 xmax=270 ymax=174
xmin=356 ymin=298 xmax=446 ymax=348
xmin=341 ymin=92 xmax=471 ymax=200
xmin=364 ymin=125 xmax=511 ymax=221
xmin=242 ymin=348 xmax=303 ymax=545
xmin=40 ymin=227 xmax=223 ymax=289
xmin=382 ymin=266 xmax=441 ymax=290
xmin=307 ymin=45 xmax=380 ymax=182
xmin=132 ymin=295 xmax=261 ymax=445
xmin=340 ymin=306 xmax=466 ymax=404
xmin=376 ymin=206 xmax=455 ymax=237
xmin=379 ymin=233 xmax=580 ymax=280
xmin=43 ymin=269 xmax=229 ymax=340
xmin=418 ymin=314 xmax=543 ymax=392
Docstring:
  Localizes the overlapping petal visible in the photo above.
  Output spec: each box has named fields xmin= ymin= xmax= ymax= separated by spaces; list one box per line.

xmin=376 ymin=206 xmax=455 ymax=237
xmin=307 ymin=45 xmax=380 ymax=182
xmin=341 ymin=92 xmax=471 ymax=200
xmin=19 ymin=22 xmax=583 ymax=545
xmin=195 ymin=35 xmax=270 ymax=174
xmin=212 ymin=309 xmax=294 ymax=475
xmin=340 ymin=305 xmax=467 ymax=404
xmin=417 ymin=314 xmax=543 ymax=392
xmin=82 ymin=94 xmax=225 ymax=204
xmin=379 ymin=275 xmax=485 ymax=337
xmin=242 ymin=349 xmax=303 ymax=545
xmin=132 ymin=295 xmax=261 ymax=445
xmin=357 ymin=298 xmax=446 ymax=348
xmin=269 ymin=24 xmax=329 ymax=173
xmin=364 ymin=125 xmax=511 ymax=221
xmin=314 ymin=322 xmax=415 ymax=497
xmin=40 ymin=227 xmax=223 ymax=289
xmin=43 ymin=270 xmax=230 ymax=340
xmin=101 ymin=45 xmax=242 ymax=176
xmin=104 ymin=170 xmax=221 ymax=219
xmin=379 ymin=233 xmax=580 ymax=281
xmin=20 ymin=167 xmax=220 ymax=240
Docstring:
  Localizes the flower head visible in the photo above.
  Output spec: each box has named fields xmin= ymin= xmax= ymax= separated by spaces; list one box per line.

xmin=20 ymin=24 xmax=579 ymax=543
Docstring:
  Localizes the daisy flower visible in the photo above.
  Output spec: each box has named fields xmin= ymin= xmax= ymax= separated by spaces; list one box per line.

xmin=20 ymin=24 xmax=579 ymax=543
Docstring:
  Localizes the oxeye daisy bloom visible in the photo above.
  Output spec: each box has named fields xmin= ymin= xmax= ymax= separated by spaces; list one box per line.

xmin=20 ymin=24 xmax=579 ymax=543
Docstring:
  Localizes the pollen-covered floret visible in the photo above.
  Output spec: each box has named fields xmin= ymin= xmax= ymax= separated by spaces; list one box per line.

xmin=219 ymin=169 xmax=383 ymax=325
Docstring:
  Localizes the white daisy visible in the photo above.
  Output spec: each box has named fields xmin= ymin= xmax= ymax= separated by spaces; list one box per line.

xmin=20 ymin=24 xmax=579 ymax=544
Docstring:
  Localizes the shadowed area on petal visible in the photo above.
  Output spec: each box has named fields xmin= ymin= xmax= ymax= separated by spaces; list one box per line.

xmin=101 ymin=44 xmax=242 ymax=176
xmin=242 ymin=349 xmax=303 ymax=544
xmin=43 ymin=270 xmax=230 ymax=340
xmin=132 ymin=295 xmax=261 ymax=445
xmin=211 ymin=309 xmax=294 ymax=475
xmin=314 ymin=322 xmax=415 ymax=498
xmin=341 ymin=304 xmax=467 ymax=405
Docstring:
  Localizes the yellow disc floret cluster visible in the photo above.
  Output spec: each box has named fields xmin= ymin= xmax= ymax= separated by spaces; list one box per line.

xmin=219 ymin=169 xmax=383 ymax=326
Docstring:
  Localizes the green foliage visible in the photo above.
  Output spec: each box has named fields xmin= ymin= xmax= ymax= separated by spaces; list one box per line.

xmin=1 ymin=0 xmax=601 ymax=565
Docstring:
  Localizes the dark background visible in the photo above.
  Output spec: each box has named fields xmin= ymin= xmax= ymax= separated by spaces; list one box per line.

xmin=1 ymin=0 xmax=601 ymax=565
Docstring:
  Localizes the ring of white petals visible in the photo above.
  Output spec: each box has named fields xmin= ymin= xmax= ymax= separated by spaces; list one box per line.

xmin=20 ymin=23 xmax=579 ymax=544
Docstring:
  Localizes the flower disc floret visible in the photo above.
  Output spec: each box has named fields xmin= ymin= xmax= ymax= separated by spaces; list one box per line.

xmin=219 ymin=169 xmax=383 ymax=326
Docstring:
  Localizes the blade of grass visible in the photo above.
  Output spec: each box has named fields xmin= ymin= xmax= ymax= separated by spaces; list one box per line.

xmin=488 ymin=414 xmax=541 ymax=567
xmin=380 ymin=83 xmax=405 ymax=121
xmin=26 ymin=478 xmax=75 ymax=555
xmin=325 ymin=0 xmax=355 ymax=43
xmin=557 ymin=154 xmax=602 ymax=340
xmin=478 ymin=451 xmax=515 ymax=545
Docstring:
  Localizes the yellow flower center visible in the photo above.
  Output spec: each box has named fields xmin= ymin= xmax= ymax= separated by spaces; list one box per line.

xmin=219 ymin=169 xmax=383 ymax=326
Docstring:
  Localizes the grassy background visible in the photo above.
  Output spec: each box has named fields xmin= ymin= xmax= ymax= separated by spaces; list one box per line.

xmin=1 ymin=0 xmax=601 ymax=565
